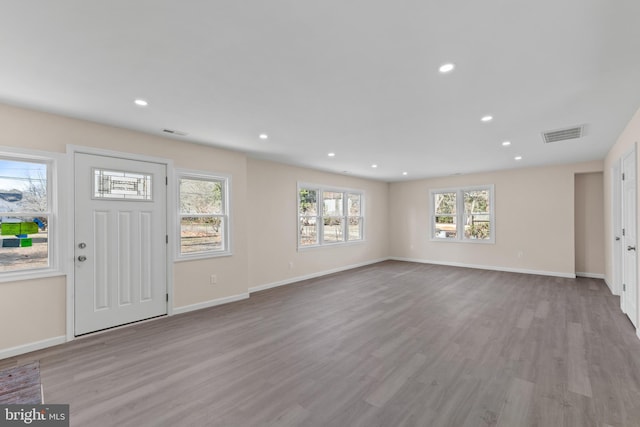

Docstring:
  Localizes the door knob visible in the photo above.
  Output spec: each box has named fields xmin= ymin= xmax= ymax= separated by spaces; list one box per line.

xmin=616 ymin=237 xmax=621 ymax=241
xmin=77 ymin=255 xmax=87 ymax=262
xmin=78 ymin=242 xmax=86 ymax=249
xmin=627 ymin=246 xmax=636 ymax=251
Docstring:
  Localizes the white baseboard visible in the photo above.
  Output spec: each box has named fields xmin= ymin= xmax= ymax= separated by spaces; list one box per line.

xmin=389 ymin=257 xmax=577 ymax=279
xmin=576 ymin=272 xmax=605 ymax=279
xmin=603 ymin=277 xmax=619 ymax=295
xmin=249 ymin=258 xmax=389 ymax=294
xmin=0 ymin=336 xmax=66 ymax=361
xmin=173 ymin=292 xmax=250 ymax=315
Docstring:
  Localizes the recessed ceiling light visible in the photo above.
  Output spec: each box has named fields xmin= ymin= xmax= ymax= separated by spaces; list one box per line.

xmin=502 ymin=141 xmax=511 ymax=146
xmin=481 ymin=115 xmax=493 ymax=122
xmin=515 ymin=156 xmax=523 ymax=160
xmin=328 ymin=152 xmax=336 ymax=157
xmin=402 ymin=172 xmax=408 ymax=176
xmin=371 ymin=164 xmax=378 ymax=168
xmin=438 ymin=63 xmax=455 ymax=74
xmin=259 ymin=133 xmax=269 ymax=140
xmin=134 ymin=99 xmax=148 ymax=107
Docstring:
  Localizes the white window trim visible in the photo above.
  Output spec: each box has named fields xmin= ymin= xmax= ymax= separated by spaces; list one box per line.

xmin=297 ymin=182 xmax=365 ymax=250
xmin=175 ymin=169 xmax=232 ymax=261
xmin=430 ymin=184 xmax=495 ymax=244
xmin=0 ymin=146 xmax=65 ymax=283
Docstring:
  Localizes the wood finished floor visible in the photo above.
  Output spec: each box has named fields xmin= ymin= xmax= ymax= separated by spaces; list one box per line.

xmin=3 ymin=261 xmax=640 ymax=427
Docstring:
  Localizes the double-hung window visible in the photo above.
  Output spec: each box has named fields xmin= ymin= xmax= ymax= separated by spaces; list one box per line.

xmin=177 ymin=170 xmax=231 ymax=259
xmin=431 ymin=185 xmax=494 ymax=243
xmin=298 ymin=184 xmax=364 ymax=248
xmin=0 ymin=152 xmax=57 ymax=277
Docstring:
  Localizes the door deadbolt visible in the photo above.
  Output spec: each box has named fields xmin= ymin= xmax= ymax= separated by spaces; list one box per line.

xmin=78 ymin=242 xmax=86 ymax=249
xmin=77 ymin=255 xmax=87 ymax=262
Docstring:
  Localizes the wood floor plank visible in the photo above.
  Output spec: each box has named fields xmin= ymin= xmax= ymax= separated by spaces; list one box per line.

xmin=516 ymin=308 xmax=535 ymax=330
xmin=4 ymin=261 xmax=640 ymax=426
xmin=534 ymin=299 xmax=550 ymax=319
xmin=267 ymin=403 xmax=309 ymax=427
xmin=496 ymin=377 xmax=535 ymax=427
xmin=568 ymin=321 xmax=594 ymax=397
xmin=365 ymin=352 xmax=427 ymax=407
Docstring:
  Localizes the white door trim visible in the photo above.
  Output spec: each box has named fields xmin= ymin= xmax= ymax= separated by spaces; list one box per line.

xmin=612 ymin=159 xmax=622 ymax=296
xmin=621 ymin=143 xmax=638 ymax=327
xmin=65 ymin=145 xmax=176 ymax=341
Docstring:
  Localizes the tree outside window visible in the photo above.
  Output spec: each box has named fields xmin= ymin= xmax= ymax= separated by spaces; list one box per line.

xmin=298 ymin=185 xmax=364 ymax=248
xmin=0 ymin=158 xmax=51 ymax=272
xmin=431 ymin=185 xmax=494 ymax=243
xmin=177 ymin=172 xmax=230 ymax=258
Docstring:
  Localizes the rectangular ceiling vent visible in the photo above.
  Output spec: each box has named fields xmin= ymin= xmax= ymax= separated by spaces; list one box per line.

xmin=542 ymin=125 xmax=584 ymax=144
xmin=163 ymin=129 xmax=188 ymax=136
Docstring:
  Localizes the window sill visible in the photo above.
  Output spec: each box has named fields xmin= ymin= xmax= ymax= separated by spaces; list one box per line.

xmin=0 ymin=268 xmax=65 ymax=284
xmin=297 ymin=239 xmax=366 ymax=251
xmin=430 ymin=238 xmax=495 ymax=244
xmin=175 ymin=251 xmax=233 ymax=262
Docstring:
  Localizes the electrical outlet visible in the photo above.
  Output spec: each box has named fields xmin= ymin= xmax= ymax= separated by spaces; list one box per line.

xmin=210 ymin=274 xmax=217 ymax=285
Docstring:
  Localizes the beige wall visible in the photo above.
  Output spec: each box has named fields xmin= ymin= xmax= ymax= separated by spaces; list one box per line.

xmin=0 ymin=103 xmax=390 ymax=355
xmin=247 ymin=158 xmax=389 ymax=289
xmin=0 ymin=277 xmax=66 ymax=349
xmin=603 ymin=107 xmax=640 ymax=292
xmin=575 ymin=172 xmax=605 ymax=276
xmin=389 ymin=161 xmax=603 ymax=276
xmin=0 ymin=103 xmax=250 ymax=351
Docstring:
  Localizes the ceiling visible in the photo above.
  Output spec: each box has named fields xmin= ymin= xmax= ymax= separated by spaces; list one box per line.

xmin=1 ymin=1 xmax=640 ymax=182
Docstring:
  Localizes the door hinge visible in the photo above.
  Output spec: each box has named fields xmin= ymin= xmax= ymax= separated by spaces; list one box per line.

xmin=166 ymin=176 xmax=168 ymax=185
xmin=623 ymin=228 xmax=626 ymax=236
xmin=166 ymin=234 xmax=169 ymax=244
xmin=623 ymin=283 xmax=626 ymax=292
xmin=622 ymin=173 xmax=625 ymax=180
xmin=166 ymin=293 xmax=169 ymax=302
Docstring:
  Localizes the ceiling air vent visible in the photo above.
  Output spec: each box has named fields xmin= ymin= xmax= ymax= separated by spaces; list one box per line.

xmin=163 ymin=129 xmax=188 ymax=136
xmin=542 ymin=125 xmax=584 ymax=144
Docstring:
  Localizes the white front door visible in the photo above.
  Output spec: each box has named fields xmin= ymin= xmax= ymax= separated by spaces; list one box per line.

xmin=622 ymin=147 xmax=638 ymax=327
xmin=74 ymin=153 xmax=167 ymax=335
